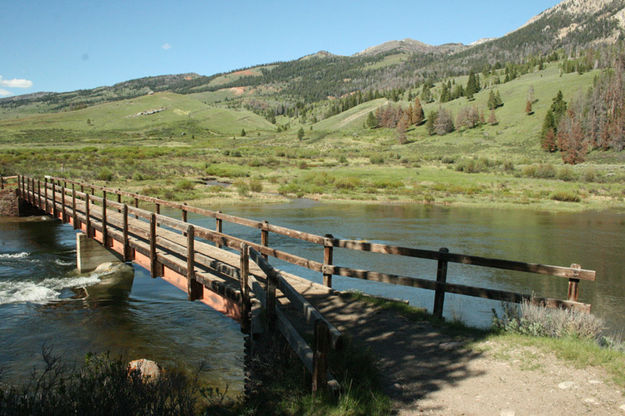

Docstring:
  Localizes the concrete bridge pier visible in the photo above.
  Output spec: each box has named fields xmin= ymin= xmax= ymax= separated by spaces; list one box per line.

xmin=76 ymin=232 xmax=123 ymax=273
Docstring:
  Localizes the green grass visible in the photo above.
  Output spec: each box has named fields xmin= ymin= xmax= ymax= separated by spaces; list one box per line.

xmin=0 ymin=62 xmax=624 ymax=212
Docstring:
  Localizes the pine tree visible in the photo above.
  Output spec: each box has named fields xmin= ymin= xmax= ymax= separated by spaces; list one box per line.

xmin=425 ymin=110 xmax=438 ymax=136
xmin=241 ymin=128 xmax=246 ymax=137
xmin=297 ymin=127 xmax=305 ymax=141
xmin=440 ymin=82 xmax=451 ymax=103
xmin=366 ymin=111 xmax=378 ymax=129
xmin=541 ymin=110 xmax=557 ymax=151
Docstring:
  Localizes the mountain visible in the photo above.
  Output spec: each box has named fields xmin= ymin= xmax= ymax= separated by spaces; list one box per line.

xmin=354 ymin=38 xmax=467 ymax=56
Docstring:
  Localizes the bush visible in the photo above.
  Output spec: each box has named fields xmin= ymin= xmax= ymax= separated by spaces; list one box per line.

xmin=0 ymin=350 xmax=207 ymax=416
xmin=493 ymin=300 xmax=604 ymax=339
xmin=582 ymin=168 xmax=597 ymax=182
xmin=522 ymin=163 xmax=556 ymax=179
xmin=556 ymin=166 xmax=577 ymax=181
xmin=369 ymin=155 xmax=384 ymax=165
xmin=96 ymin=168 xmax=113 ymax=181
xmin=234 ymin=181 xmax=250 ymax=196
xmin=551 ymin=191 xmax=581 ymax=202
xmin=174 ymin=179 xmax=195 ymax=191
xmin=249 ymin=179 xmax=263 ymax=193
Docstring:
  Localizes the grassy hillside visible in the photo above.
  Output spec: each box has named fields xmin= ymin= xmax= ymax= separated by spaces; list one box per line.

xmin=0 ymin=92 xmax=275 ymax=144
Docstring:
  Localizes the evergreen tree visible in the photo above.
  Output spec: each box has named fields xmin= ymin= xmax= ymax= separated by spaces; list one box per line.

xmin=425 ymin=110 xmax=437 ymax=136
xmin=297 ymin=127 xmax=305 ymax=141
xmin=241 ymin=128 xmax=246 ymax=137
xmin=439 ymin=82 xmax=451 ymax=103
xmin=366 ymin=111 xmax=378 ymax=129
xmin=397 ymin=112 xmax=410 ymax=144
xmin=466 ymin=71 xmax=480 ymax=97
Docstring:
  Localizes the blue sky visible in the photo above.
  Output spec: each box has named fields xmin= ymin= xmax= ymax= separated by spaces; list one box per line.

xmin=0 ymin=0 xmax=560 ymax=97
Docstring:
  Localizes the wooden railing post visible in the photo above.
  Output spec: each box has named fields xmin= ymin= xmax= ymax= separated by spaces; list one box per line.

xmin=85 ymin=194 xmax=91 ymax=237
xmin=240 ymin=243 xmax=250 ymax=334
xmin=44 ymin=177 xmax=49 ymax=213
xmin=433 ymin=247 xmax=449 ymax=319
xmin=134 ymin=197 xmax=139 ymax=219
xmin=215 ymin=211 xmax=223 ymax=248
xmin=261 ymin=221 xmax=269 ymax=260
xmin=72 ymin=184 xmax=77 ymax=229
xmin=155 ymin=202 xmax=160 ymax=214
xmin=568 ymin=264 xmax=581 ymax=302
xmin=312 ymin=319 xmax=330 ymax=394
xmin=182 ymin=203 xmax=188 ymax=223
xmin=102 ymin=190 xmax=108 ymax=246
xmin=266 ymin=269 xmax=277 ymax=332
xmin=323 ymin=234 xmax=334 ymax=288
xmin=187 ymin=224 xmax=202 ymax=300
xmin=0 ymin=175 xmax=3 ymax=190
xmin=60 ymin=183 xmax=66 ymax=222
xmin=37 ymin=179 xmax=41 ymax=208
xmin=51 ymin=179 xmax=57 ymax=218
xmin=122 ymin=204 xmax=130 ymax=261
xmin=150 ymin=213 xmax=157 ymax=278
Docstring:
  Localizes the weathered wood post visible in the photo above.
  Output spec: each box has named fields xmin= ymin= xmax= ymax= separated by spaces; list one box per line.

xmin=72 ymin=184 xmax=77 ymax=230
xmin=323 ymin=234 xmax=334 ymax=288
xmin=122 ymin=204 xmax=130 ymax=261
xmin=433 ymin=247 xmax=449 ymax=319
xmin=0 ymin=175 xmax=3 ymax=190
xmin=150 ymin=213 xmax=157 ymax=278
xmin=187 ymin=224 xmax=202 ymax=301
xmin=215 ymin=211 xmax=223 ymax=249
xmin=60 ymin=182 xmax=66 ymax=222
xmin=261 ymin=220 xmax=269 ymax=260
xmin=85 ymin=194 xmax=91 ymax=237
xmin=240 ymin=243 xmax=251 ymax=334
xmin=182 ymin=203 xmax=188 ymax=223
xmin=51 ymin=179 xmax=57 ymax=218
xmin=568 ymin=264 xmax=581 ymax=302
xmin=102 ymin=190 xmax=108 ymax=247
xmin=266 ymin=269 xmax=277 ymax=332
xmin=312 ymin=319 xmax=330 ymax=393
xmin=44 ymin=177 xmax=49 ymax=213
xmin=134 ymin=197 xmax=139 ymax=219
xmin=37 ymin=179 xmax=41 ymax=208
xmin=155 ymin=202 xmax=160 ymax=214
xmin=17 ymin=175 xmax=21 ymax=198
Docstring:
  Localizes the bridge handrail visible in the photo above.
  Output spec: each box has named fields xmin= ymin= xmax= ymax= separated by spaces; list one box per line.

xmin=32 ymin=175 xmax=596 ymax=317
xmin=45 ymin=176 xmax=594 ymax=279
xmin=243 ymin=244 xmax=340 ymax=392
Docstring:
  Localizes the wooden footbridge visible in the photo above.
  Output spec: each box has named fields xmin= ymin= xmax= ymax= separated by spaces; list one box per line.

xmin=6 ymin=174 xmax=596 ymax=392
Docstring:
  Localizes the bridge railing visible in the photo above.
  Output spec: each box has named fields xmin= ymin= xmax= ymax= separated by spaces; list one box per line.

xmin=241 ymin=244 xmax=341 ymax=393
xmin=33 ymin=175 xmax=596 ymax=317
xmin=0 ymin=175 xmax=18 ymax=190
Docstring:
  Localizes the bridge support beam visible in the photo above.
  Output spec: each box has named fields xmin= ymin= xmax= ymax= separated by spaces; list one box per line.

xmin=76 ymin=232 xmax=122 ymax=273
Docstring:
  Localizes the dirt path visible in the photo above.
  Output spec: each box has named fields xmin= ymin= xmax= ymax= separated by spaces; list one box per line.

xmin=292 ymin=285 xmax=625 ymax=416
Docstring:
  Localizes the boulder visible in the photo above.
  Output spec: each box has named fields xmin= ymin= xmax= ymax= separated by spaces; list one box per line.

xmin=128 ymin=359 xmax=162 ymax=382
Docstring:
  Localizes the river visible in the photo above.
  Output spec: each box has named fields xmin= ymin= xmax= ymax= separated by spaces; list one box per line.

xmin=1 ymin=201 xmax=624 ymax=389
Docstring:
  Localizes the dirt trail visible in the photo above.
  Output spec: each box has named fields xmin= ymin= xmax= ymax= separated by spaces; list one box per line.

xmin=292 ymin=284 xmax=625 ymax=416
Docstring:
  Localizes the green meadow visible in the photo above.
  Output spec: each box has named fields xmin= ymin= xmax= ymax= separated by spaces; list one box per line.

xmin=1 ymin=63 xmax=624 ymax=212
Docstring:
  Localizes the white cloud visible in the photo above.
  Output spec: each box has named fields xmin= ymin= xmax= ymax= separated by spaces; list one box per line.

xmin=0 ymin=88 xmax=12 ymax=97
xmin=162 ymin=42 xmax=172 ymax=50
xmin=0 ymin=76 xmax=33 ymax=89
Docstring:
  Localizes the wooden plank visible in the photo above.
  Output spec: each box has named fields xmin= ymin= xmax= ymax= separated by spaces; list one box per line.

xmin=276 ymin=272 xmax=343 ymax=349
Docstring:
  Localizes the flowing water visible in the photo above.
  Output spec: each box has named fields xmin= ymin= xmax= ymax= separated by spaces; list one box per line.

xmin=1 ymin=201 xmax=624 ymax=388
